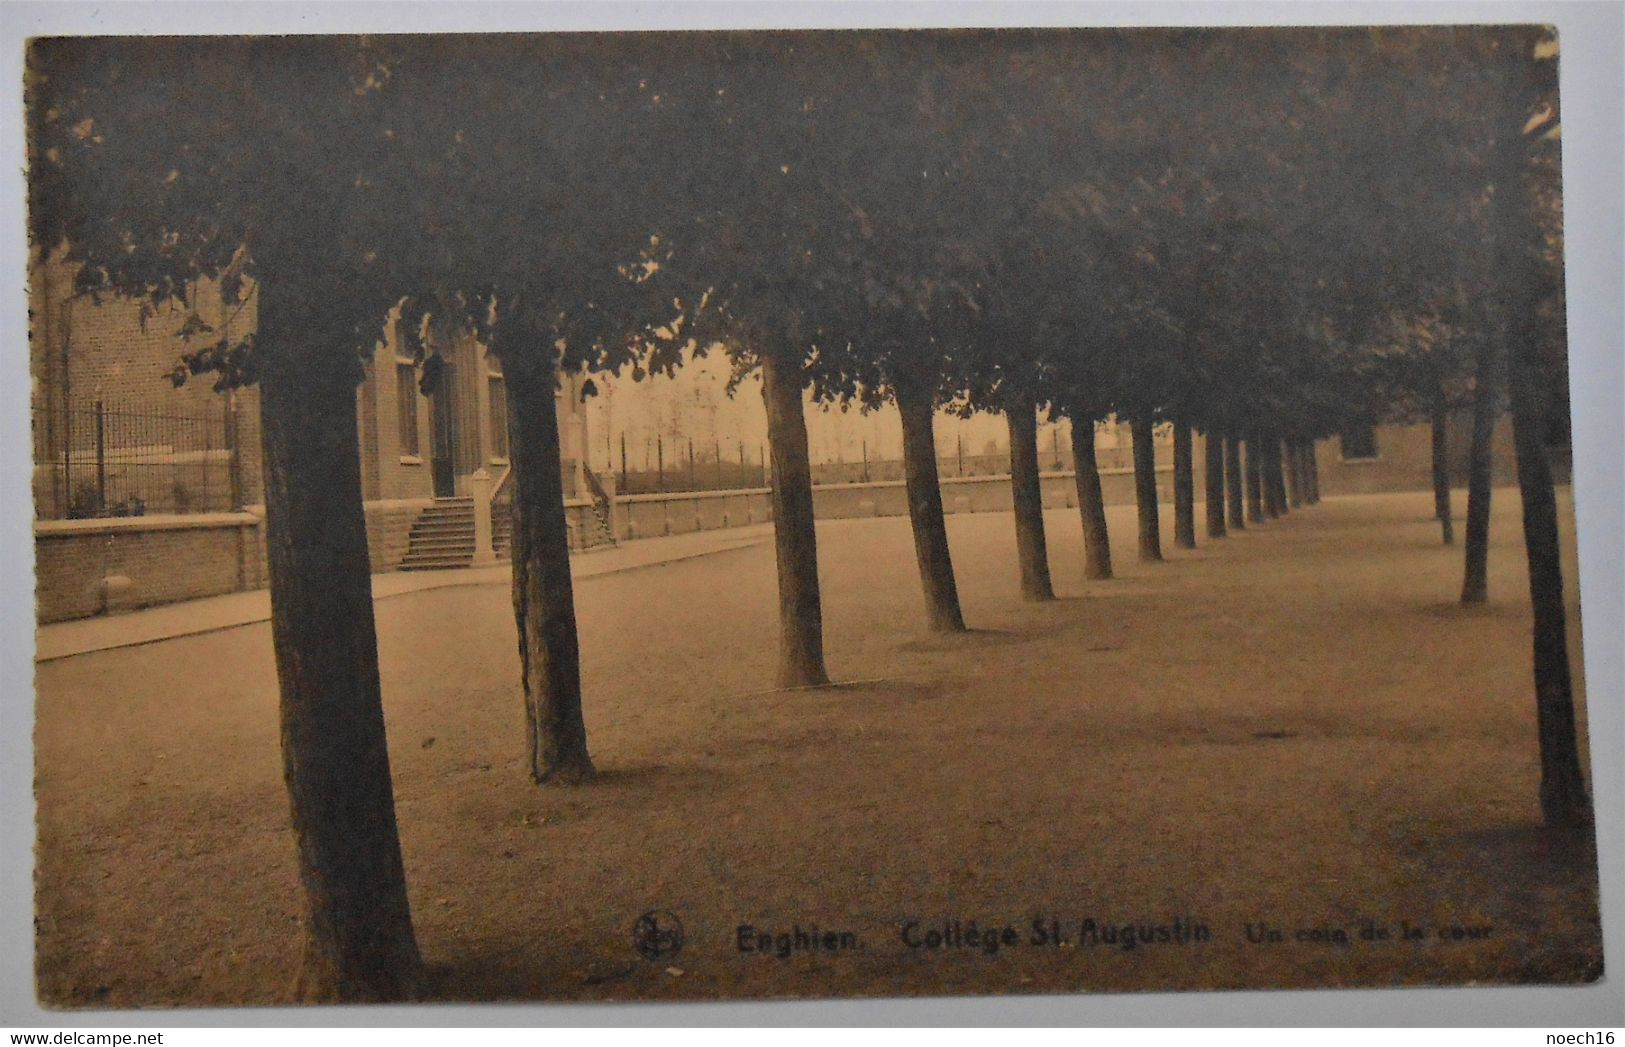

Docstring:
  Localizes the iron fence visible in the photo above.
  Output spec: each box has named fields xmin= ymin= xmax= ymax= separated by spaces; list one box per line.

xmin=33 ymin=399 xmax=242 ymax=519
xmin=602 ymin=430 xmax=1121 ymax=497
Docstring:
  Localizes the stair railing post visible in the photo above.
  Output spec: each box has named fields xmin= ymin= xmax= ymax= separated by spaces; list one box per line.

xmin=470 ymin=467 xmax=496 ymax=565
xmin=95 ymin=397 xmax=107 ymax=514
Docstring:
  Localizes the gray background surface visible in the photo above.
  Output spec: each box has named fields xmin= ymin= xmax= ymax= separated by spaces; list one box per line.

xmin=1 ymin=0 xmax=1619 ymax=1028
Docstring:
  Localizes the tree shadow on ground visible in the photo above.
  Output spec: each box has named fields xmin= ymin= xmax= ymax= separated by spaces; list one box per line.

xmin=894 ymin=627 xmax=1043 ymax=654
xmin=585 ymin=763 xmax=729 ymax=790
xmin=732 ymin=677 xmax=940 ymax=701
xmin=1446 ymin=822 xmax=1600 ymax=875
xmin=1416 ymin=600 xmax=1526 ymax=620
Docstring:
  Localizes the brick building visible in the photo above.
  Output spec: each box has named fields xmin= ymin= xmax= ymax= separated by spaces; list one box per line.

xmin=31 ymin=249 xmax=602 ymax=621
xmin=29 ymin=252 xmax=263 ymax=520
xmin=29 ymin=245 xmax=1521 ymax=624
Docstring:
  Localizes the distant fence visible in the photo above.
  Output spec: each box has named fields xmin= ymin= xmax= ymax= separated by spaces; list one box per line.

xmin=612 ymin=451 xmax=1131 ymax=496
xmin=606 ymin=429 xmax=1141 ymax=496
xmin=610 ymin=465 xmax=1178 ymax=542
xmin=33 ymin=400 xmax=243 ymax=520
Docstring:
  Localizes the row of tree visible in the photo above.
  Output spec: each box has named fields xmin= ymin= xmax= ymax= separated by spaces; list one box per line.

xmin=26 ymin=26 xmax=1587 ymax=1002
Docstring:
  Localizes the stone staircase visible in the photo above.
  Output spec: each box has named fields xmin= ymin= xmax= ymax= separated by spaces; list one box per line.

xmin=398 ymin=497 xmax=477 ymax=571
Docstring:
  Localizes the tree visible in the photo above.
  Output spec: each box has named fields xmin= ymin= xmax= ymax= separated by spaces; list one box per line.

xmin=760 ymin=347 xmax=831 ymax=684
xmin=1204 ymin=428 xmax=1227 ymax=538
xmin=1460 ymin=338 xmax=1501 ymax=603
xmin=1244 ymin=436 xmax=1266 ymax=523
xmin=1006 ymin=393 xmax=1057 ymax=600
xmin=1070 ymin=413 xmax=1115 ymax=580
xmin=381 ymin=34 xmax=724 ymax=764
xmin=1264 ymin=435 xmax=1289 ymax=518
xmin=1224 ymin=436 xmax=1247 ymax=531
xmin=1487 ymin=30 xmax=1590 ymax=833
xmin=1283 ymin=437 xmax=1303 ymax=508
xmin=1172 ymin=421 xmax=1198 ymax=549
xmin=28 ymin=36 xmax=424 ymax=1000
xmin=1130 ymin=417 xmax=1164 ymax=561
xmin=662 ymin=32 xmax=878 ymax=681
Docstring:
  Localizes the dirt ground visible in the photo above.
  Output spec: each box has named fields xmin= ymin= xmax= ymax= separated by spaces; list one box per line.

xmin=32 ymin=488 xmax=1602 ymax=1008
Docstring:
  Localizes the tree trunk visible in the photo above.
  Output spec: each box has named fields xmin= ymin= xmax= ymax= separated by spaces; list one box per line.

xmin=1204 ymin=430 xmax=1226 ymax=539
xmin=257 ymin=279 xmax=421 ymax=1002
xmin=1496 ymin=121 xmax=1590 ymax=833
xmin=1431 ymin=394 xmax=1455 ymax=545
xmin=1264 ymin=436 xmax=1288 ymax=517
xmin=1461 ymin=342 xmax=1499 ymax=604
xmin=1244 ymin=434 xmax=1265 ymax=523
xmin=501 ymin=347 xmax=596 ymax=784
xmin=760 ymin=351 xmax=830 ymax=687
xmin=1069 ymin=412 xmax=1113 ymax=580
xmin=897 ymin=383 xmax=966 ymax=631
xmin=1305 ymin=440 xmax=1321 ymax=503
xmin=1006 ymin=393 xmax=1055 ymax=601
xmin=1505 ymin=344 xmax=1590 ymax=833
xmin=1224 ymin=435 xmax=1246 ymax=531
xmin=1130 ymin=415 xmax=1163 ymax=562
xmin=1284 ymin=439 xmax=1304 ymax=508
xmin=1172 ymin=420 xmax=1197 ymax=549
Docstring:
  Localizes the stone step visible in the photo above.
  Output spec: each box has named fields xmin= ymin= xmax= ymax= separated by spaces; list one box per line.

xmin=410 ymin=525 xmax=474 ymax=537
xmin=398 ymin=559 xmax=474 ymax=571
xmin=410 ymin=523 xmax=475 ymax=536
xmin=405 ymin=537 xmax=476 ymax=552
xmin=399 ymin=498 xmax=481 ymax=572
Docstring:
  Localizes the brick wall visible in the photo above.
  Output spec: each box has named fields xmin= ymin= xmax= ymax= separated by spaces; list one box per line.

xmin=35 ymin=498 xmax=437 ymax=623
xmin=1314 ymin=415 xmax=1518 ymax=498
xmin=363 ymin=317 xmax=437 ymax=501
xmin=32 ymin=256 xmax=251 ymax=419
xmin=35 ymin=514 xmax=266 ymax=624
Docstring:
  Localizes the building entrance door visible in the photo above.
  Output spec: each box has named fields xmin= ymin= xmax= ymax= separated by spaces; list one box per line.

xmin=430 ymin=363 xmax=457 ymax=498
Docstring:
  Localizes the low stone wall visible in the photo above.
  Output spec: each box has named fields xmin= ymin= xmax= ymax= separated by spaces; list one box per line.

xmin=363 ymin=498 xmax=433 ymax=572
xmin=617 ymin=489 xmax=774 ymax=541
xmin=812 ymin=466 xmax=1179 ymax=519
xmin=34 ymin=513 xmax=267 ymax=624
xmin=608 ymin=466 xmax=1181 ymax=540
xmin=35 ymin=498 xmax=439 ymax=623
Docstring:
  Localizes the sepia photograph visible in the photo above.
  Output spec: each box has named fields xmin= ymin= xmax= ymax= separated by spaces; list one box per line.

xmin=12 ymin=9 xmax=1618 ymax=1022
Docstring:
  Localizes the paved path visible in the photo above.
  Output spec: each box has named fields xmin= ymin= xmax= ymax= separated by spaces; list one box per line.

xmin=35 ymin=523 xmax=773 ymax=663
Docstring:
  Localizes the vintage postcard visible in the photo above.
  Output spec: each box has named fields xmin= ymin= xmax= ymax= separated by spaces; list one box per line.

xmin=22 ymin=22 xmax=1605 ymax=1012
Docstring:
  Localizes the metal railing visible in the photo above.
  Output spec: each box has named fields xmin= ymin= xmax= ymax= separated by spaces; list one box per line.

xmin=581 ymin=465 xmax=618 ymax=547
xmin=33 ymin=399 xmax=242 ymax=519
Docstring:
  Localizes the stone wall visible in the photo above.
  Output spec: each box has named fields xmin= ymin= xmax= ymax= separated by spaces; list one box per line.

xmin=36 ymin=499 xmax=436 ymax=623
xmin=1314 ymin=415 xmax=1518 ymax=498
xmin=608 ymin=462 xmax=1187 ymax=541
xmin=35 ymin=513 xmax=267 ymax=624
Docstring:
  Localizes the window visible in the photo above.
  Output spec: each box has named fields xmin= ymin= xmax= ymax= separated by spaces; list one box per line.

xmin=396 ymin=363 xmax=420 ymax=457
xmin=488 ymin=376 xmax=508 ymax=460
xmin=1340 ymin=424 xmax=1378 ymax=461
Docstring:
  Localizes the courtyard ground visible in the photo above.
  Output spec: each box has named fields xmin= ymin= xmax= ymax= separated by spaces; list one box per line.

xmin=32 ymin=488 xmax=1602 ymax=1007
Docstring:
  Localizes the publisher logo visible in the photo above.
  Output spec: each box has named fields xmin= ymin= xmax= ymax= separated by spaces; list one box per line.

xmin=633 ymin=909 xmax=684 ymax=960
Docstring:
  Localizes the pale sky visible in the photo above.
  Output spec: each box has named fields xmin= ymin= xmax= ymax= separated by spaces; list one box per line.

xmin=579 ymin=349 xmax=1105 ymax=474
